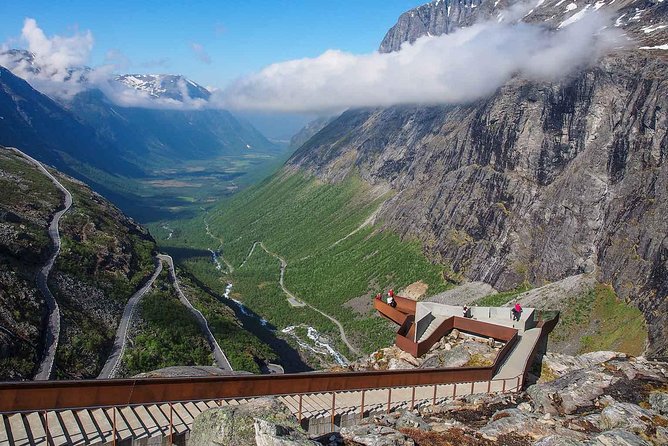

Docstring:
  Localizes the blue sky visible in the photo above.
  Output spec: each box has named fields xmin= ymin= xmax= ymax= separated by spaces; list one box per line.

xmin=0 ymin=0 xmax=427 ymax=88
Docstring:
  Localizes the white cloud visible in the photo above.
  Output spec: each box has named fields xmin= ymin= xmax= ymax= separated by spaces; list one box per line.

xmin=0 ymin=10 xmax=625 ymax=114
xmin=216 ymin=10 xmax=624 ymax=113
xmin=191 ymin=42 xmax=212 ymax=64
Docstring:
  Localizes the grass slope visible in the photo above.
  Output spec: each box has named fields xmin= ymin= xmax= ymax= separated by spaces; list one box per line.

xmin=158 ymin=170 xmax=451 ymax=355
xmin=552 ymin=284 xmax=647 ymax=356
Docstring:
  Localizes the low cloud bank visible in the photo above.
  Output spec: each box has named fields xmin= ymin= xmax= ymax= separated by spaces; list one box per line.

xmin=1 ymin=11 xmax=624 ymax=113
xmin=0 ymin=18 xmax=206 ymax=109
xmin=216 ymin=11 xmax=624 ymax=113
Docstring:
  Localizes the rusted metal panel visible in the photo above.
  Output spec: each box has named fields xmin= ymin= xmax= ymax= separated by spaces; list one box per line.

xmin=373 ymin=300 xmax=410 ymax=325
xmin=416 ymin=318 xmax=454 ymax=357
xmin=0 ymin=367 xmax=495 ymax=413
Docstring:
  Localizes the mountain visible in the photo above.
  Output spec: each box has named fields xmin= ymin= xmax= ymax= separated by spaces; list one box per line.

xmin=0 ymin=66 xmax=140 ymax=176
xmin=202 ymin=0 xmax=668 ymax=358
xmin=115 ymin=74 xmax=211 ymax=102
xmin=379 ymin=0 xmax=484 ymax=53
xmin=289 ymin=116 xmax=336 ymax=149
xmin=0 ymin=146 xmax=156 ymax=379
xmin=65 ymin=89 xmax=279 ymax=164
xmin=0 ymin=147 xmax=277 ymax=379
xmin=0 ymin=51 xmax=284 ymax=221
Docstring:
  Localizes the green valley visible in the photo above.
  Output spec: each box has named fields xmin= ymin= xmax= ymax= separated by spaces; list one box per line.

xmin=156 ymin=170 xmax=453 ymax=358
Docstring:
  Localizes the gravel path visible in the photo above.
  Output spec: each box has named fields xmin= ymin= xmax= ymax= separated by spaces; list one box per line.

xmin=11 ymin=148 xmax=73 ymax=381
xmin=97 ymin=257 xmax=163 ymax=379
xmin=159 ymin=254 xmax=233 ymax=371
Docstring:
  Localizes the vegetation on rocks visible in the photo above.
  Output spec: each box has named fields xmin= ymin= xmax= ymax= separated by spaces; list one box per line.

xmin=551 ymin=284 xmax=647 ymax=356
xmin=120 ymin=269 xmax=213 ymax=377
xmin=0 ymin=150 xmax=61 ymax=379
xmin=176 ymin=271 xmax=277 ymax=374
xmin=50 ymin=173 xmax=157 ymax=378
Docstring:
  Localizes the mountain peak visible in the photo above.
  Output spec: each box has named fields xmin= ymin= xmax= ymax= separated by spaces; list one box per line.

xmin=115 ymin=74 xmax=211 ymax=102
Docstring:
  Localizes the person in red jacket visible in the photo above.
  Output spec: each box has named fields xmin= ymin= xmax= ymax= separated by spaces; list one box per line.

xmin=512 ymin=302 xmax=523 ymax=321
xmin=387 ymin=289 xmax=396 ymax=308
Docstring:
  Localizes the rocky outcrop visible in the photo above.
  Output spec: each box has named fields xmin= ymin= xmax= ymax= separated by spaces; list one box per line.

xmin=189 ymin=398 xmax=317 ymax=446
xmin=339 ymin=352 xmax=668 ymax=446
xmin=289 ymin=0 xmax=668 ymax=357
xmin=379 ymin=0 xmax=485 ymax=53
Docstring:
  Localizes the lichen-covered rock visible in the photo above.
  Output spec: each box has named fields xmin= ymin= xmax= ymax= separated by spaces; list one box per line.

xmin=479 ymin=408 xmax=555 ymax=440
xmin=395 ymin=411 xmax=431 ymax=431
xmin=421 ymin=345 xmax=471 ymax=368
xmin=527 ymin=367 xmax=618 ymax=415
xmin=189 ymin=398 xmax=316 ymax=446
xmin=340 ymin=423 xmax=415 ymax=446
xmin=648 ymin=392 xmax=668 ymax=416
xmin=598 ymin=400 xmax=656 ymax=434
xmin=533 ymin=435 xmax=586 ymax=446
xmin=589 ymin=429 xmax=651 ymax=446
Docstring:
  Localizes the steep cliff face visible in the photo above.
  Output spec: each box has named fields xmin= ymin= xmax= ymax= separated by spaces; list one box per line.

xmin=290 ymin=0 xmax=668 ymax=357
xmin=379 ymin=0 xmax=485 ymax=53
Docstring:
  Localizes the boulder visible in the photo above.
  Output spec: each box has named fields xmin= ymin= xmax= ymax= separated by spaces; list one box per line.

xmin=599 ymin=400 xmax=656 ymax=433
xmin=479 ymin=408 xmax=555 ymax=440
xmin=395 ymin=411 xmax=431 ymax=431
xmin=339 ymin=423 xmax=415 ymax=446
xmin=533 ymin=435 xmax=586 ymax=446
xmin=649 ymin=392 xmax=668 ymax=415
xmin=388 ymin=358 xmax=415 ymax=370
xmin=398 ymin=351 xmax=420 ymax=367
xmin=589 ymin=429 xmax=651 ymax=446
xmin=189 ymin=398 xmax=317 ymax=446
xmin=527 ymin=367 xmax=618 ymax=415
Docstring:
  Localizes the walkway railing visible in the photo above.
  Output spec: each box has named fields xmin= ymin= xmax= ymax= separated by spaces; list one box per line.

xmin=0 ymin=310 xmax=559 ymax=444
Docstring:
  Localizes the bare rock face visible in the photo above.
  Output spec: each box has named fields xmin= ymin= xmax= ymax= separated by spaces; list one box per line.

xmin=379 ymin=0 xmax=485 ymax=53
xmin=290 ymin=49 xmax=668 ymax=359
xmin=189 ymin=398 xmax=317 ymax=446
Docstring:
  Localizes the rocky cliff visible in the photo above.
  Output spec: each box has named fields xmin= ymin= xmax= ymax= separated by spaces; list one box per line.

xmin=289 ymin=0 xmax=668 ymax=357
xmin=379 ymin=0 xmax=484 ymax=53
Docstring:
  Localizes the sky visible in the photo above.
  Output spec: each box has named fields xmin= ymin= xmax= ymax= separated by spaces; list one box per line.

xmin=0 ymin=0 xmax=428 ymax=87
xmin=0 ymin=1 xmax=623 ymax=139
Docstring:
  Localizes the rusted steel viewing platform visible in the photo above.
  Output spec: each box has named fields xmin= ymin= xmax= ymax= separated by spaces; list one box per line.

xmin=0 ymin=298 xmax=558 ymax=445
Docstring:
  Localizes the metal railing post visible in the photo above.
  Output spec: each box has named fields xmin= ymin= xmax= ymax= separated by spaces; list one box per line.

xmin=470 ymin=381 xmax=474 ymax=395
xmin=502 ymin=379 xmax=507 ymax=393
xmin=112 ymin=407 xmax=117 ymax=446
xmin=432 ymin=385 xmax=437 ymax=405
xmin=298 ymin=394 xmax=303 ymax=423
xmin=169 ymin=402 xmax=173 ymax=445
xmin=386 ymin=388 xmax=392 ymax=413
xmin=453 ymin=383 xmax=457 ymax=397
xmin=487 ymin=380 xmax=492 ymax=393
xmin=516 ymin=376 xmax=521 ymax=391
xmin=44 ymin=410 xmax=50 ymax=446
xmin=331 ymin=392 xmax=336 ymax=431
xmin=360 ymin=390 xmax=365 ymax=420
xmin=410 ymin=387 xmax=416 ymax=411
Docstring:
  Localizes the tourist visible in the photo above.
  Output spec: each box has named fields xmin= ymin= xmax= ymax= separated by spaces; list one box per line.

xmin=375 ymin=293 xmax=382 ymax=300
xmin=387 ymin=290 xmax=396 ymax=308
xmin=462 ymin=305 xmax=471 ymax=318
xmin=512 ymin=302 xmax=523 ymax=321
